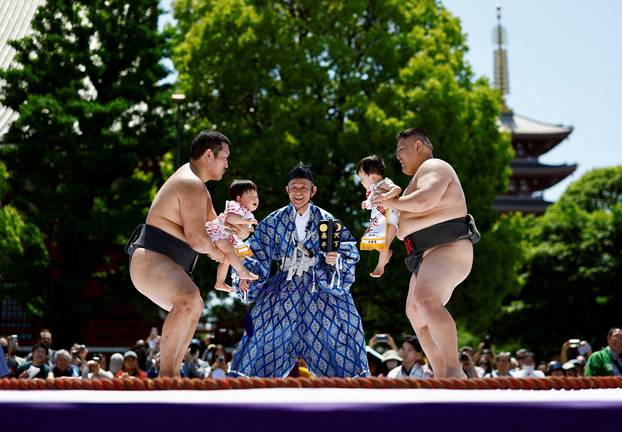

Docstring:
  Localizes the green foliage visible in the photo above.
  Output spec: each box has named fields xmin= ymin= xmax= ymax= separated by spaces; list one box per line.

xmin=0 ymin=161 xmax=50 ymax=303
xmin=171 ymin=0 xmax=520 ymax=334
xmin=495 ymin=167 xmax=622 ymax=358
xmin=0 ymin=0 xmax=172 ymax=344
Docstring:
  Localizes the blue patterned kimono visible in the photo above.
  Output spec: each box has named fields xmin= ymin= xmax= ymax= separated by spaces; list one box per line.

xmin=229 ymin=203 xmax=370 ymax=378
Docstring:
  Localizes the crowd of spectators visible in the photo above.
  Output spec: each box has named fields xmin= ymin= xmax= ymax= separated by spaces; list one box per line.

xmin=2 ymin=327 xmax=621 ymax=380
xmin=365 ymin=327 xmax=622 ymax=379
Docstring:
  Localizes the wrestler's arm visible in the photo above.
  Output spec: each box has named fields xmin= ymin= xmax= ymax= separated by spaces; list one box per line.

xmin=373 ymin=180 xmax=402 ymax=203
xmin=179 ymin=181 xmax=224 ymax=259
xmin=383 ymin=163 xmax=450 ymax=213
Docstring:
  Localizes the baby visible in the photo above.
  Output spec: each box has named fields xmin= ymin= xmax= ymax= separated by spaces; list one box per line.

xmin=206 ymin=179 xmax=260 ymax=291
xmin=356 ymin=155 xmax=402 ymax=277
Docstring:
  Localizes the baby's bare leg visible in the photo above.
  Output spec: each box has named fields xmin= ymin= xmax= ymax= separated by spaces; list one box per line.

xmin=214 ymin=258 xmax=233 ymax=292
xmin=214 ymin=239 xmax=258 ymax=281
xmin=370 ymin=224 xmax=397 ymax=277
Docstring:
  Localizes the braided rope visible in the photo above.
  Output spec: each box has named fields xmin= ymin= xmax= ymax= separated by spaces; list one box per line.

xmin=0 ymin=376 xmax=621 ymax=391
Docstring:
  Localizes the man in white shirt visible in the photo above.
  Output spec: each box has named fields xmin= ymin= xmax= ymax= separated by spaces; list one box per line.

xmin=510 ymin=351 xmax=545 ymax=378
xmin=388 ymin=336 xmax=433 ymax=379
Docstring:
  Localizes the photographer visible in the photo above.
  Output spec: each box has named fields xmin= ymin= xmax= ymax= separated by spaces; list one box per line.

xmin=209 ymin=353 xmax=227 ymax=379
xmin=560 ymin=338 xmax=592 ymax=363
xmin=85 ymin=356 xmax=113 ymax=379
xmin=181 ymin=339 xmax=210 ymax=378
xmin=459 ymin=349 xmax=480 ymax=378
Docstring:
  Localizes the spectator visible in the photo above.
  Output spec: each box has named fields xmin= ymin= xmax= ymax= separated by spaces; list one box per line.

xmin=560 ymin=339 xmax=593 ymax=363
xmin=459 ymin=349 xmax=479 ymax=378
xmin=6 ymin=335 xmax=25 ymax=367
xmin=382 ymin=350 xmax=402 ymax=376
xmin=387 ymin=336 xmax=433 ymax=379
xmin=52 ymin=349 xmax=79 ymax=378
xmin=201 ymin=333 xmax=215 ymax=363
xmin=86 ymin=356 xmax=113 ymax=379
xmin=114 ymin=351 xmax=147 ymax=378
xmin=510 ymin=352 xmax=545 ymax=378
xmin=490 ymin=352 xmax=512 ymax=377
xmin=25 ymin=329 xmax=56 ymax=366
xmin=209 ymin=352 xmax=228 ymax=379
xmin=109 ymin=353 xmax=124 ymax=376
xmin=146 ymin=327 xmax=159 ymax=353
xmin=546 ymin=361 xmax=564 ymax=377
xmin=572 ymin=357 xmax=586 ymax=376
xmin=16 ymin=344 xmax=53 ymax=379
xmin=70 ymin=343 xmax=89 ymax=377
xmin=365 ymin=346 xmax=384 ymax=376
xmin=477 ymin=356 xmax=493 ymax=378
xmin=562 ymin=361 xmax=577 ymax=377
xmin=585 ymin=327 xmax=622 ymax=376
xmin=368 ymin=333 xmax=399 ymax=355
xmin=181 ymin=339 xmax=210 ymax=378
xmin=132 ymin=339 xmax=149 ymax=371
xmin=460 ymin=346 xmax=485 ymax=378
xmin=147 ymin=352 xmax=160 ymax=378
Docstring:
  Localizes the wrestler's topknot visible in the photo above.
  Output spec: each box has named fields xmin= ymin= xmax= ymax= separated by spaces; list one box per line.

xmin=396 ymin=127 xmax=433 ymax=150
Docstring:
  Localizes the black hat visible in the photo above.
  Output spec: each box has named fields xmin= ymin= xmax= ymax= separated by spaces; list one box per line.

xmin=287 ymin=162 xmax=314 ymax=184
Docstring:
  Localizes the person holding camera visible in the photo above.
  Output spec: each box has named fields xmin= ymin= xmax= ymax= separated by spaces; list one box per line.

xmin=85 ymin=355 xmax=113 ymax=379
xmin=209 ymin=353 xmax=228 ymax=379
xmin=181 ymin=339 xmax=210 ymax=378
xmin=560 ymin=338 xmax=592 ymax=363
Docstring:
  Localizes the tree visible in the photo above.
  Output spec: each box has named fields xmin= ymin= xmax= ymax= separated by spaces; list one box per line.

xmin=0 ymin=0 xmax=173 ymax=345
xmin=0 ymin=161 xmax=49 ymax=309
xmin=171 ymin=0 xmax=520 ymax=335
xmin=495 ymin=167 xmax=622 ymax=357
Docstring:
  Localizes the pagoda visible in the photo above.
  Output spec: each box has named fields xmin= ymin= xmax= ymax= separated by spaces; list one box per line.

xmin=492 ymin=7 xmax=577 ymax=214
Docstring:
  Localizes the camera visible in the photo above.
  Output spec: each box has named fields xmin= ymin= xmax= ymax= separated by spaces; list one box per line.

xmin=376 ymin=334 xmax=388 ymax=342
xmin=569 ymin=339 xmax=580 ymax=348
xmin=217 ymin=354 xmax=225 ymax=362
xmin=483 ymin=334 xmax=492 ymax=349
xmin=459 ymin=352 xmax=470 ymax=362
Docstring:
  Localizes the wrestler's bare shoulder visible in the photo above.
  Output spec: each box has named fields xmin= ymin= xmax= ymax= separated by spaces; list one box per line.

xmin=417 ymin=158 xmax=455 ymax=176
xmin=146 ymin=165 xmax=208 ymax=239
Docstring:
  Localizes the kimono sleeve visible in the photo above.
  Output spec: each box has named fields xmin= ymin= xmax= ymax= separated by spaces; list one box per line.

xmin=231 ymin=214 xmax=278 ymax=303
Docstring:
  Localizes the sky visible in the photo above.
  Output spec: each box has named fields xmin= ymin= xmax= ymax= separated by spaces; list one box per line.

xmin=160 ymin=0 xmax=622 ymax=201
xmin=441 ymin=0 xmax=622 ymax=200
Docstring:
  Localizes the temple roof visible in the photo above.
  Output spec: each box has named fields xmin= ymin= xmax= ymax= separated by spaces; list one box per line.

xmin=493 ymin=195 xmax=552 ymax=215
xmin=499 ymin=111 xmax=573 ymax=139
xmin=0 ymin=0 xmax=44 ymax=141
xmin=509 ymin=159 xmax=577 ymax=178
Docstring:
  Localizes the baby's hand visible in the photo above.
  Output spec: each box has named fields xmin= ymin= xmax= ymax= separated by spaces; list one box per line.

xmin=248 ymin=218 xmax=258 ymax=225
xmin=361 ymin=200 xmax=368 ymax=210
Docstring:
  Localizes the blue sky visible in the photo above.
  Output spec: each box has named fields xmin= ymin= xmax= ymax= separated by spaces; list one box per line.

xmin=442 ymin=0 xmax=621 ymax=200
xmin=160 ymin=1 xmax=622 ymax=201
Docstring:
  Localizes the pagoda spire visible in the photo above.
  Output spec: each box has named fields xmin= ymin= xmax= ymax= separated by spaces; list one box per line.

xmin=494 ymin=5 xmax=510 ymax=110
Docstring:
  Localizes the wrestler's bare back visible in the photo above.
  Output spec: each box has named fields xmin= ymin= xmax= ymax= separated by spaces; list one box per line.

xmin=146 ymin=164 xmax=216 ymax=244
xmin=397 ymin=158 xmax=468 ymax=240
